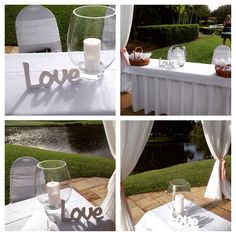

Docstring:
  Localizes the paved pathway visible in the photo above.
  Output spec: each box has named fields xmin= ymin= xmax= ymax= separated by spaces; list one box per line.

xmin=72 ymin=178 xmax=231 ymax=226
xmin=72 ymin=177 xmax=109 ymax=207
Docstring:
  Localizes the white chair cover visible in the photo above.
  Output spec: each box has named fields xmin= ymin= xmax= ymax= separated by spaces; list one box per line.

xmin=120 ymin=5 xmax=134 ymax=92
xmin=15 ymin=5 xmax=62 ymax=53
xmin=121 ymin=121 xmax=153 ymax=231
xmin=202 ymin=121 xmax=231 ymax=200
xmin=211 ymin=45 xmax=231 ymax=64
xmin=10 ymin=157 xmax=39 ymax=203
xmin=101 ymin=121 xmax=116 ymax=221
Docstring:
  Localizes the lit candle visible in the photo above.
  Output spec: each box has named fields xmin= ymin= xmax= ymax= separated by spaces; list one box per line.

xmin=83 ymin=38 xmax=101 ymax=72
xmin=175 ymin=194 xmax=184 ymax=214
xmin=46 ymin=181 xmax=60 ymax=208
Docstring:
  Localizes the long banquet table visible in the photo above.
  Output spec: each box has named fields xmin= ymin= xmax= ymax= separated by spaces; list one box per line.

xmin=123 ymin=59 xmax=231 ymax=115
xmin=5 ymin=189 xmax=115 ymax=231
xmin=5 ymin=52 xmax=116 ymax=115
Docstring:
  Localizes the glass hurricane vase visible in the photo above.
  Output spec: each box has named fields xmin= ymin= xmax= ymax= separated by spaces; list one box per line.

xmin=166 ymin=179 xmax=192 ymax=217
xmin=67 ymin=5 xmax=116 ymax=80
xmin=35 ymin=160 xmax=72 ymax=225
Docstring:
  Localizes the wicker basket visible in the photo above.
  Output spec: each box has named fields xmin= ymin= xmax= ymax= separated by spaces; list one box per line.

xmin=129 ymin=47 xmax=150 ymax=66
xmin=215 ymin=64 xmax=231 ymax=78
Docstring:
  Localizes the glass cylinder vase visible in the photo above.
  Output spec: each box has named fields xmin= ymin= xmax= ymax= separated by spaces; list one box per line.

xmin=35 ymin=160 xmax=72 ymax=218
xmin=166 ymin=179 xmax=192 ymax=217
xmin=67 ymin=5 xmax=116 ymax=80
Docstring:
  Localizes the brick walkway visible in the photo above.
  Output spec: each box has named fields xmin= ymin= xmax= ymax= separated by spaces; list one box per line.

xmin=72 ymin=178 xmax=231 ymax=226
xmin=72 ymin=177 xmax=109 ymax=207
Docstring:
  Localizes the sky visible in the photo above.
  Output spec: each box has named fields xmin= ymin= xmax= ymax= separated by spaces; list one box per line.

xmin=208 ymin=3 xmax=224 ymax=12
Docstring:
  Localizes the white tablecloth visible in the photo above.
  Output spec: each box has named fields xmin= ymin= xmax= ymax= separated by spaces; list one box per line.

xmin=5 ymin=53 xmax=116 ymax=115
xmin=135 ymin=202 xmax=231 ymax=231
xmin=5 ymin=189 xmax=115 ymax=231
xmin=123 ymin=59 xmax=231 ymax=115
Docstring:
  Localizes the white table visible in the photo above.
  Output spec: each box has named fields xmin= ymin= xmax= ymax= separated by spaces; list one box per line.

xmin=5 ymin=53 xmax=116 ymax=115
xmin=5 ymin=189 xmax=115 ymax=231
xmin=123 ymin=59 xmax=231 ymax=115
xmin=135 ymin=202 xmax=231 ymax=231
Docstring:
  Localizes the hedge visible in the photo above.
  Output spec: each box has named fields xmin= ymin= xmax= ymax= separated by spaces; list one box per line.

xmin=137 ymin=24 xmax=199 ymax=47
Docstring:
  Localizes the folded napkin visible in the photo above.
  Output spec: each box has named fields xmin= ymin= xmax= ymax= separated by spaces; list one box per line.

xmin=129 ymin=52 xmax=152 ymax=60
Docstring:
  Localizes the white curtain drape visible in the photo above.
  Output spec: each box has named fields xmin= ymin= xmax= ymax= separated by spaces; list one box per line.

xmin=202 ymin=121 xmax=231 ymax=200
xmin=121 ymin=121 xmax=154 ymax=231
xmin=120 ymin=5 xmax=134 ymax=48
xmin=101 ymin=121 xmax=116 ymax=221
xmin=120 ymin=5 xmax=134 ymax=92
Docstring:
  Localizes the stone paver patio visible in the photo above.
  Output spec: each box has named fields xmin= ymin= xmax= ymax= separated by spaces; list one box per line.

xmin=72 ymin=178 xmax=231 ymax=226
xmin=72 ymin=177 xmax=109 ymax=207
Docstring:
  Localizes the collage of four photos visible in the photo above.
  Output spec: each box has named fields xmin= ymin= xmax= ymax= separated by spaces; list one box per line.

xmin=4 ymin=2 xmax=232 ymax=232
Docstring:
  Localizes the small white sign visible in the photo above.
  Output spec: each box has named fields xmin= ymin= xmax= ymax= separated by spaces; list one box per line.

xmin=61 ymin=199 xmax=104 ymax=222
xmin=23 ymin=62 xmax=81 ymax=89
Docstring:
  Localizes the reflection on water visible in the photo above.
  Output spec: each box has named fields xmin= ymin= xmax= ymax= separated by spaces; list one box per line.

xmin=5 ymin=125 xmax=112 ymax=159
xmin=133 ymin=138 xmax=208 ymax=174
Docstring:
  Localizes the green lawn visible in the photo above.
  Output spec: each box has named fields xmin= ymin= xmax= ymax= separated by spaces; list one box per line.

xmin=5 ymin=144 xmax=115 ymax=204
xmin=151 ymin=35 xmax=231 ymax=64
xmin=124 ymin=156 xmax=231 ymax=196
xmin=5 ymin=5 xmax=81 ymax=51
xmin=5 ymin=120 xmax=102 ymax=127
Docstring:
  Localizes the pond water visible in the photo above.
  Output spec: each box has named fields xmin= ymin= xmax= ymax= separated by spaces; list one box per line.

xmin=5 ymin=125 xmax=112 ymax=159
xmin=133 ymin=138 xmax=209 ymax=174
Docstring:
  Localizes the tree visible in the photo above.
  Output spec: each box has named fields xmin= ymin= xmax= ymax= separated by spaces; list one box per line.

xmin=151 ymin=121 xmax=195 ymax=137
xmin=211 ymin=5 xmax=231 ymax=24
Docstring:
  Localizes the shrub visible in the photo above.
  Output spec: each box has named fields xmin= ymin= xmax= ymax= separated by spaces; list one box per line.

xmin=199 ymin=27 xmax=223 ymax=36
xmin=199 ymin=20 xmax=214 ymax=26
xmin=199 ymin=27 xmax=212 ymax=35
xmin=137 ymin=24 xmax=199 ymax=47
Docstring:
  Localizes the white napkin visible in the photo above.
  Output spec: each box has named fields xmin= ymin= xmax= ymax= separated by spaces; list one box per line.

xmin=129 ymin=52 xmax=152 ymax=60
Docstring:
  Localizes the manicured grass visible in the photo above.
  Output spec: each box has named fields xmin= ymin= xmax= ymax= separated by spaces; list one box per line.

xmin=151 ymin=35 xmax=231 ymax=64
xmin=5 ymin=5 xmax=81 ymax=51
xmin=5 ymin=144 xmax=115 ymax=204
xmin=5 ymin=120 xmax=102 ymax=127
xmin=124 ymin=156 xmax=231 ymax=196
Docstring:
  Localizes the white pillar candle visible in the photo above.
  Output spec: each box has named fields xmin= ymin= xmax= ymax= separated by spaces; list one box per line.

xmin=46 ymin=181 xmax=60 ymax=208
xmin=83 ymin=38 xmax=101 ymax=72
xmin=176 ymin=53 xmax=183 ymax=66
xmin=175 ymin=194 xmax=184 ymax=214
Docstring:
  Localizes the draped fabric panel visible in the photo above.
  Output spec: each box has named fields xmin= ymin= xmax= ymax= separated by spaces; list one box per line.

xmin=120 ymin=5 xmax=134 ymax=92
xmin=120 ymin=121 xmax=154 ymax=230
xmin=120 ymin=5 xmax=134 ymax=48
xmin=202 ymin=121 xmax=231 ymax=200
xmin=101 ymin=121 xmax=116 ymax=221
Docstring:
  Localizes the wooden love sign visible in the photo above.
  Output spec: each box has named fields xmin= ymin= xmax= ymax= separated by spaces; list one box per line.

xmin=61 ymin=199 xmax=104 ymax=222
xmin=23 ymin=62 xmax=81 ymax=89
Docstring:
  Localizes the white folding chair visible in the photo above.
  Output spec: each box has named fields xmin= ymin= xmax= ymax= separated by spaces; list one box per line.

xmin=15 ymin=5 xmax=62 ymax=53
xmin=10 ymin=157 xmax=39 ymax=203
xmin=211 ymin=45 xmax=231 ymax=64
